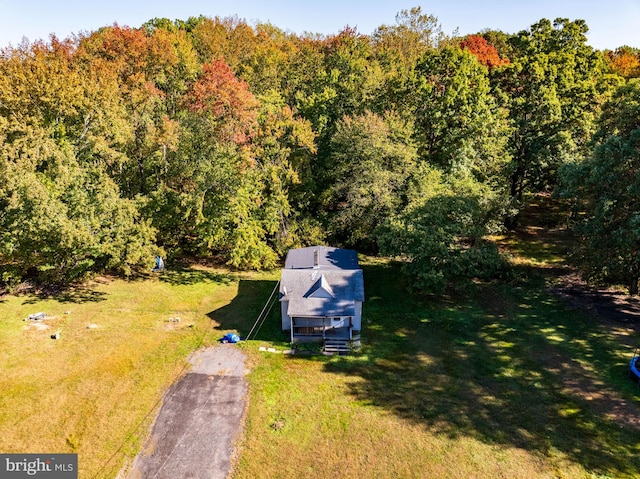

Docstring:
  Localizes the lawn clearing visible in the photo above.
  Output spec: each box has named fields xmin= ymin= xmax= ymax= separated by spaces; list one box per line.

xmin=230 ymin=197 xmax=640 ymax=479
xmin=0 ymin=266 xmax=264 ymax=478
xmin=232 ymin=255 xmax=640 ymax=478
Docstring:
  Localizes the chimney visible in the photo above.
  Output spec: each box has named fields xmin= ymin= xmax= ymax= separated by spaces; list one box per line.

xmin=313 ymin=249 xmax=319 ymax=269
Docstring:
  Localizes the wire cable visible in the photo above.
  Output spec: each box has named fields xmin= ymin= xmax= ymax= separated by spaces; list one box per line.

xmin=244 ymin=280 xmax=280 ymax=342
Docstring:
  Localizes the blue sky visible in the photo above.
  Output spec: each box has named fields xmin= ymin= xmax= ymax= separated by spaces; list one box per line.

xmin=1 ymin=0 xmax=639 ymax=51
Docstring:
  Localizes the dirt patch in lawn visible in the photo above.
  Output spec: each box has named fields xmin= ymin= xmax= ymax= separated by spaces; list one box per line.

xmin=529 ymin=248 xmax=640 ymax=430
xmin=529 ymin=337 xmax=640 ymax=430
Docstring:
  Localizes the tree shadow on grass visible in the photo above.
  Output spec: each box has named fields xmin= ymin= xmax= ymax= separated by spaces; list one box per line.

xmin=19 ymin=285 xmax=108 ymax=304
xmin=322 ymin=260 xmax=640 ymax=478
xmin=207 ymin=279 xmax=288 ymax=343
xmin=158 ymin=267 xmax=235 ymax=287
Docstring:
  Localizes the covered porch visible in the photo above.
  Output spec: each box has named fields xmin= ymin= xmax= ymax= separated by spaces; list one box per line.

xmin=290 ymin=316 xmax=357 ymax=343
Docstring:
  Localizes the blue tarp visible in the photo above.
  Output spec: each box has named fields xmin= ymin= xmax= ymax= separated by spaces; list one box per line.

xmin=220 ymin=333 xmax=240 ymax=343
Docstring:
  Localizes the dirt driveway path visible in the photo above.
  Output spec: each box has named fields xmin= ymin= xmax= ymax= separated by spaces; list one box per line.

xmin=125 ymin=344 xmax=248 ymax=479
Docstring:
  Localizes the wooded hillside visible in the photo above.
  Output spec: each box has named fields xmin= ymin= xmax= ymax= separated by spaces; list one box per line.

xmin=2 ymin=7 xmax=640 ymax=293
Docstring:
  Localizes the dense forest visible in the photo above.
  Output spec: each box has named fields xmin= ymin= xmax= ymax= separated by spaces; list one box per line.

xmin=2 ymin=7 xmax=640 ymax=293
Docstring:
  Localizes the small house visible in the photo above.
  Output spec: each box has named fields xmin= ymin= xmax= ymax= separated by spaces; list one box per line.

xmin=279 ymin=246 xmax=364 ymax=352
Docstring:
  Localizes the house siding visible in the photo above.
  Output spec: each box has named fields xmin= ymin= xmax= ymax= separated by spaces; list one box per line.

xmin=281 ymin=301 xmax=291 ymax=330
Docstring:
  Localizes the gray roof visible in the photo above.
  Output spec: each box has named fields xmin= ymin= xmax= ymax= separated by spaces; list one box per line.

xmin=284 ymin=245 xmax=360 ymax=270
xmin=280 ymin=246 xmax=364 ymax=318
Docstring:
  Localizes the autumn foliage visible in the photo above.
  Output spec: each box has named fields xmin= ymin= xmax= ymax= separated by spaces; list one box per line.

xmin=605 ymin=46 xmax=640 ymax=78
xmin=460 ymin=35 xmax=509 ymax=69
xmin=186 ymin=59 xmax=259 ymax=143
xmin=0 ymin=9 xmax=635 ymax=291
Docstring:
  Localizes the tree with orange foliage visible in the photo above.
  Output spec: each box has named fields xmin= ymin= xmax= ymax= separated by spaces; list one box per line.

xmin=605 ymin=46 xmax=640 ymax=78
xmin=460 ymin=35 xmax=509 ymax=69
xmin=78 ymin=25 xmax=199 ymax=195
xmin=155 ymin=59 xmax=267 ymax=266
xmin=185 ymin=59 xmax=259 ymax=144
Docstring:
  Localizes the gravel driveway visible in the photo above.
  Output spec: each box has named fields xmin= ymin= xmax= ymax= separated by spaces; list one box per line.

xmin=124 ymin=344 xmax=249 ymax=479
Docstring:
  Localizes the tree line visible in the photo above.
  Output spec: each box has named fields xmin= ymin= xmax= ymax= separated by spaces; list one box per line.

xmin=1 ymin=7 xmax=639 ymax=293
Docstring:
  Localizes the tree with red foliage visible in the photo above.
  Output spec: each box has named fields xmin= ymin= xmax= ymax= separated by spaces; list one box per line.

xmin=460 ymin=35 xmax=509 ymax=69
xmin=186 ymin=59 xmax=259 ymax=144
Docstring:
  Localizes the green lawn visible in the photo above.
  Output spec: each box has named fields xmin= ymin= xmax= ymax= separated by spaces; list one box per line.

xmin=232 ymin=256 xmax=640 ymax=479
xmin=2 ymin=220 xmax=640 ymax=478
xmin=0 ymin=266 xmax=258 ymax=478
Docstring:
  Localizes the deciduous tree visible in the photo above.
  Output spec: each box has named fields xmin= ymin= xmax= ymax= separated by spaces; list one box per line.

xmin=605 ymin=46 xmax=640 ymax=79
xmin=412 ymin=46 xmax=510 ymax=185
xmin=493 ymin=18 xmax=605 ymax=211
xmin=460 ymin=34 xmax=509 ymax=69
xmin=322 ymin=110 xmax=417 ymax=249
xmin=559 ymin=79 xmax=640 ymax=294
xmin=378 ymin=169 xmax=506 ymax=293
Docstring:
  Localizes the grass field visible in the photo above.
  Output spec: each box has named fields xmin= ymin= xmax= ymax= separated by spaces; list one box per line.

xmin=231 ymin=256 xmax=640 ymax=479
xmin=0 ymin=266 xmax=269 ymax=478
xmin=3 ymin=203 xmax=640 ymax=478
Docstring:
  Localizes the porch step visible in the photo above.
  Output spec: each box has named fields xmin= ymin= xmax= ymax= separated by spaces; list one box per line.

xmin=323 ymin=339 xmax=351 ymax=354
